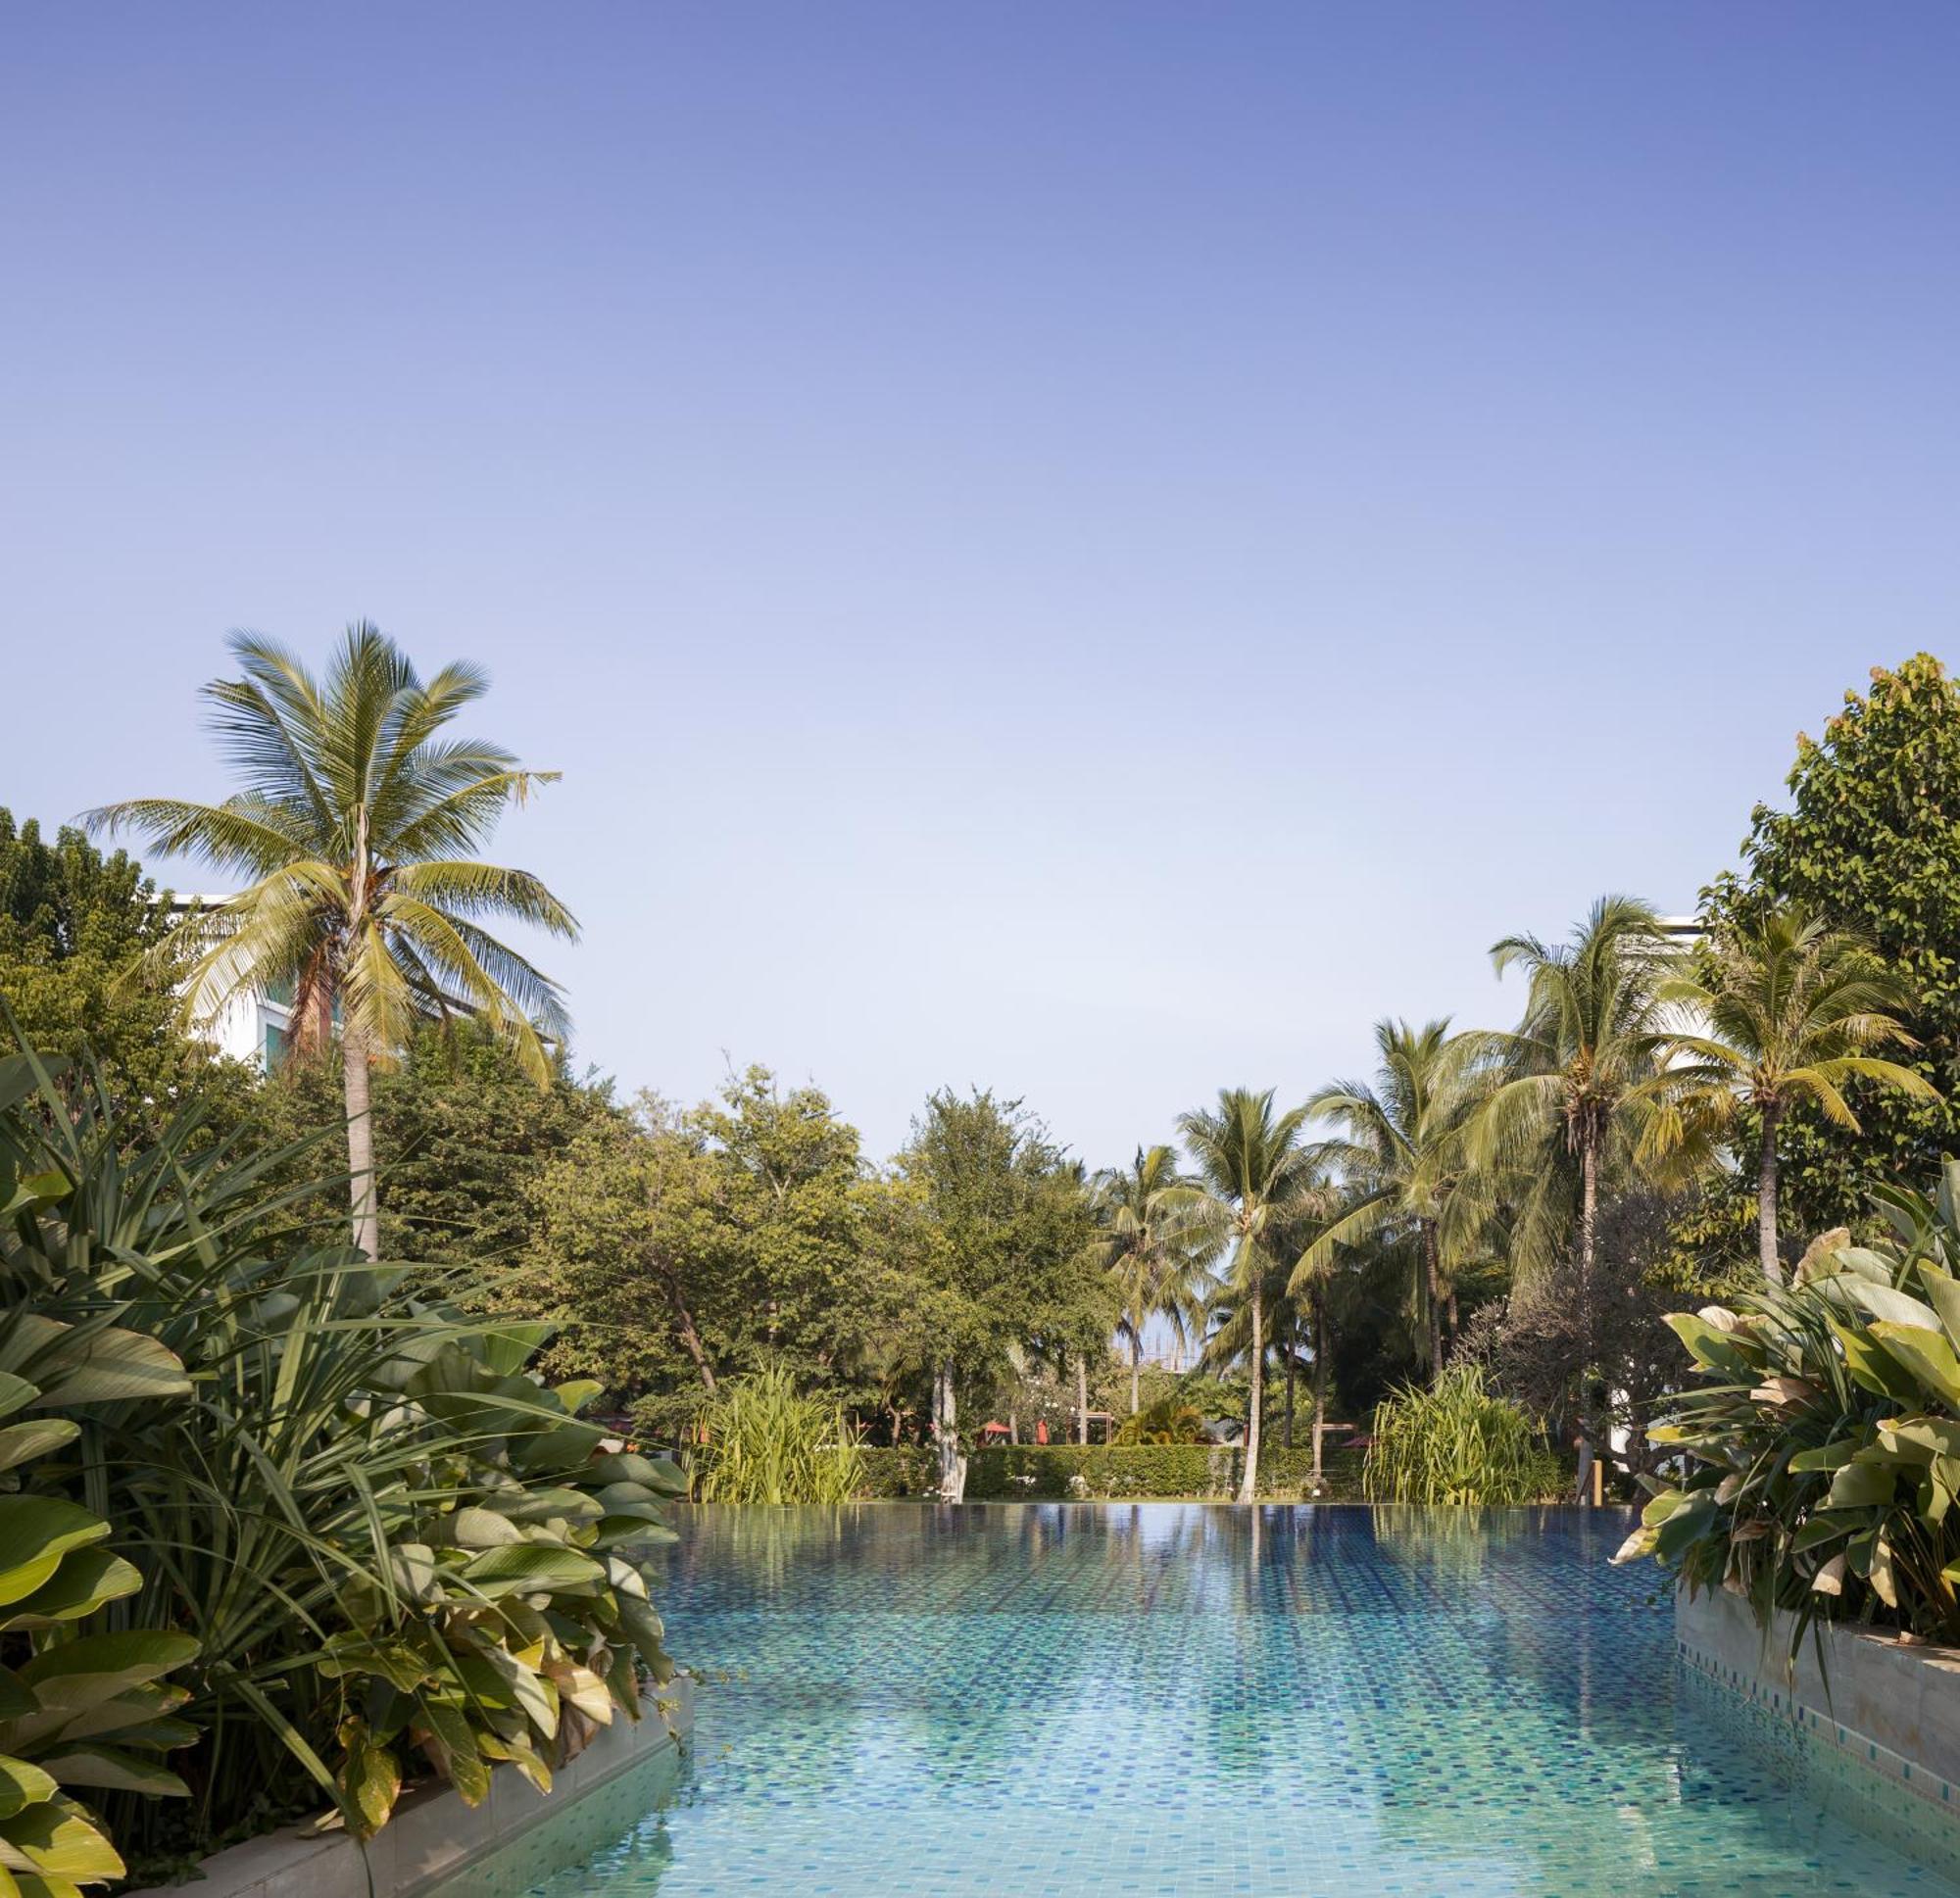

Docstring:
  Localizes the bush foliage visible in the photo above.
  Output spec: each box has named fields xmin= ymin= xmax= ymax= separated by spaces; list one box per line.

xmin=0 ymin=1029 xmax=683 ymax=1877
xmin=1620 ymin=1163 xmax=1960 ymax=1651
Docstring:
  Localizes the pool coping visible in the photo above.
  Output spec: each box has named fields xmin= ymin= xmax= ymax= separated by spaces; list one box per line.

xmin=1677 ymin=1584 xmax=1960 ymax=1815
xmin=121 ymin=1677 xmax=694 ymax=1898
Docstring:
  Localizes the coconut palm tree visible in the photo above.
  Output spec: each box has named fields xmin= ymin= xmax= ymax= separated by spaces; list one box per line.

xmin=1293 ymin=1018 xmax=1493 ymax=1379
xmin=1167 ymin=1089 xmax=1317 ymax=1502
xmin=1467 ymin=897 xmax=1682 ymax=1491
xmin=1092 ymin=1144 xmax=1204 ymax=1413
xmin=1656 ymin=906 xmax=1937 ymax=1285
xmin=87 ymin=625 xmax=574 ymax=1258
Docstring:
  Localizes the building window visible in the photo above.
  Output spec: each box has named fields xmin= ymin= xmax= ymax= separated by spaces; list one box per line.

xmin=264 ymin=1021 xmax=290 ymax=1068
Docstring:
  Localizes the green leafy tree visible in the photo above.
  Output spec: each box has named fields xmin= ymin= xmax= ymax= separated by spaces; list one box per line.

xmin=0 ymin=809 xmax=257 ymax=1128
xmin=1703 ymin=655 xmax=1960 ymax=1239
xmin=897 ymin=1091 xmax=1102 ymax=1499
xmin=256 ymin=1018 xmax=619 ymax=1267
xmin=1166 ymin=1089 xmax=1317 ymax=1501
xmin=530 ymin=1068 xmax=898 ymax=1430
xmin=1657 ymin=906 xmax=1936 ymax=1284
xmin=88 ymin=624 xmax=574 ymax=1257
xmin=530 ymin=1097 xmax=731 ymax=1412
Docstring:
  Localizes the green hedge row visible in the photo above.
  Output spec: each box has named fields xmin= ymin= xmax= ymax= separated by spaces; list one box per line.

xmin=853 ymin=1442 xmax=1371 ymax=1501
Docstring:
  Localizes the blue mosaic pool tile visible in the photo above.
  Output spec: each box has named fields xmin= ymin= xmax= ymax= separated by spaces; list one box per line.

xmin=440 ymin=1505 xmax=1960 ymax=1897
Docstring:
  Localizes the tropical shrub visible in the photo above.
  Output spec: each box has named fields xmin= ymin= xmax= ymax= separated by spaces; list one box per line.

xmin=693 ymin=1366 xmax=866 ymax=1504
xmin=1112 ymin=1397 xmax=1205 ymax=1444
xmin=0 ymin=1280 xmax=201 ymax=1893
xmin=0 ymin=1030 xmax=682 ymax=1869
xmin=1617 ymin=1163 xmax=1960 ymax=1651
xmin=1362 ymin=1365 xmax=1556 ymax=1504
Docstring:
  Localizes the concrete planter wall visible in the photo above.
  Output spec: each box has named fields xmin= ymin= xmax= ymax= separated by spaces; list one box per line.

xmin=1677 ymin=1585 xmax=1960 ymax=1811
xmin=122 ymin=1677 xmax=693 ymax=1898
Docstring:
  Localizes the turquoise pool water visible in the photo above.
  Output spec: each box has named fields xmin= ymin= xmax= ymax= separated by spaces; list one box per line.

xmin=454 ymin=1505 xmax=1960 ymax=1896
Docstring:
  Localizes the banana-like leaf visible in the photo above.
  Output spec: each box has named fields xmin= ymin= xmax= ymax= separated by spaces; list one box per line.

xmin=1827 ymin=1459 xmax=1898 ymax=1509
xmin=35 ymin=1744 xmax=188 ymax=1798
xmin=1870 ymin=1323 xmax=1960 ymax=1410
xmin=0 ymin=1802 xmax=123 ymax=1883
xmin=0 ymin=1550 xmax=143 ymax=1633
xmin=458 ymin=1546 xmax=605 ymax=1599
xmin=0 ymin=1503 xmax=109 ymax=1610
xmin=0 ymin=1759 xmax=56 ymax=1825
xmin=1837 ymin=1279 xmax=1944 ymax=1333
xmin=0 ymin=1424 xmax=75 ymax=1479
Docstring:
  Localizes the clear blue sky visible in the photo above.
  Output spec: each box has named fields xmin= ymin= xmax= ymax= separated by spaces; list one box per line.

xmin=6 ymin=3 xmax=1957 ymax=1163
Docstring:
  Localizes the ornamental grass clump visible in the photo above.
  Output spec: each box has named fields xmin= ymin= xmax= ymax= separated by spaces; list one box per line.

xmin=1617 ymin=1163 xmax=1960 ymax=1654
xmin=693 ymin=1365 xmax=865 ymax=1504
xmin=1363 ymin=1364 xmax=1550 ymax=1505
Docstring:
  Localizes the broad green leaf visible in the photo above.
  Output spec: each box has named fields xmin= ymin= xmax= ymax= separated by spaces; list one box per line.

xmin=13 ymin=1631 xmax=198 ymax=1728
xmin=0 ymin=1758 xmax=56 ymax=1825
xmin=0 ymin=1803 xmax=122 ymax=1882
xmin=451 ymin=1508 xmax=524 ymax=1550
xmin=1839 ymin=1279 xmax=1943 ymax=1332
xmin=458 ymin=1545 xmax=605 ymax=1599
xmin=1827 ymin=1459 xmax=1898 ymax=1508
xmin=1920 ymin=1264 xmax=1960 ymax=1349
xmin=1879 ymin=1417 xmax=1960 ymax=1464
xmin=1664 ymin=1313 xmax=1754 ymax=1376
xmin=1834 ymin=1320 xmax=1925 ymax=1404
xmin=37 ymin=1744 xmax=188 ymax=1797
xmin=0 ymin=1319 xmax=188 ymax=1407
xmin=0 ymin=1550 xmax=142 ymax=1632
xmin=0 ymin=1501 xmax=109 ymax=1609
xmin=1788 ymin=1439 xmax=1860 ymax=1474
xmin=0 ymin=1424 xmax=78 ymax=1477
xmin=1791 ymin=1513 xmax=1857 ymax=1552
xmin=590 ymin=1451 xmax=687 ymax=1498
xmin=1870 ymin=1322 xmax=1960 ymax=1409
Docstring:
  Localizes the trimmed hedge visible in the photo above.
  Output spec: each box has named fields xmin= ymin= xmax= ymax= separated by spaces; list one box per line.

xmin=852 ymin=1442 xmax=1372 ymax=1501
xmin=858 ymin=1444 xmax=940 ymax=1498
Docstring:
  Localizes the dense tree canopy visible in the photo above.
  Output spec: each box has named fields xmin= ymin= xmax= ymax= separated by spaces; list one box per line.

xmin=0 ymin=806 xmax=257 ymax=1126
xmin=1703 ymin=654 xmax=1960 ymax=1239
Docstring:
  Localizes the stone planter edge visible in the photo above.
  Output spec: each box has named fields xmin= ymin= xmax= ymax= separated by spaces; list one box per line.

xmin=1676 ymin=1583 xmax=1960 ymax=1814
xmin=122 ymin=1674 xmax=694 ymax=1898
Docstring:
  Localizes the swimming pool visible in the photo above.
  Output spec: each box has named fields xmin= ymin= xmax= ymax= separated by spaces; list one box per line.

xmin=446 ymin=1504 xmax=1960 ymax=1896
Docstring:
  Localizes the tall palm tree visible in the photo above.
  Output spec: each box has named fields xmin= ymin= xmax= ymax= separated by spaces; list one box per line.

xmin=88 ymin=625 xmax=574 ymax=1258
xmin=1294 ymin=1018 xmax=1491 ymax=1379
xmin=1657 ymin=906 xmax=1936 ymax=1285
xmin=1092 ymin=1144 xmax=1204 ymax=1413
xmin=1166 ymin=1089 xmax=1316 ymax=1502
xmin=1467 ymin=898 xmax=1681 ymax=1491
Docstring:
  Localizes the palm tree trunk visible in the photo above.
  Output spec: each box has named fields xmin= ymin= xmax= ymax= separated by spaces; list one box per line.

xmin=1283 ymin=1324 xmax=1296 ymax=1451
xmin=1238 ymin=1277 xmax=1263 ymax=1503
xmin=1421 ymin=1219 xmax=1444 ymax=1380
xmin=1310 ymin=1283 xmax=1328 ymax=1487
xmin=1077 ymin=1354 xmax=1090 ymax=1445
xmin=1131 ymin=1335 xmax=1142 ymax=1415
xmin=342 ymin=1023 xmax=380 ymax=1260
xmin=1758 ymin=1103 xmax=1784 ymax=1287
xmin=1577 ymin=1138 xmax=1601 ymax=1505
